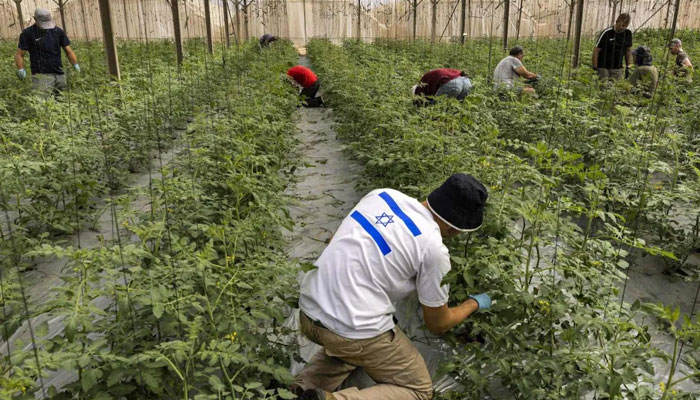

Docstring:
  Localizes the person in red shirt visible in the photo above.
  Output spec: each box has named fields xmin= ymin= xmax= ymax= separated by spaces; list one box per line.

xmin=413 ymin=68 xmax=472 ymax=106
xmin=287 ymin=65 xmax=324 ymax=107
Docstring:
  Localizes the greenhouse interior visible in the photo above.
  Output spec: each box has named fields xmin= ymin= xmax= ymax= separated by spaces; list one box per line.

xmin=0 ymin=0 xmax=699 ymax=399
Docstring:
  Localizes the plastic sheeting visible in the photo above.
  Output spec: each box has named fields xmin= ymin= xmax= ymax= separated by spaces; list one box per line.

xmin=3 ymin=0 xmax=700 ymax=44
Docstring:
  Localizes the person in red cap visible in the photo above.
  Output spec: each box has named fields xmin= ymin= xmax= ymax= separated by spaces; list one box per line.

xmin=287 ymin=65 xmax=324 ymax=108
xmin=293 ymin=173 xmax=491 ymax=400
xmin=14 ymin=8 xmax=80 ymax=97
xmin=413 ymin=68 xmax=473 ymax=106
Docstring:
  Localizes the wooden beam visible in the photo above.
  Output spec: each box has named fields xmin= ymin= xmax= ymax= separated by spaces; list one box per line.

xmin=223 ymin=0 xmax=230 ymax=48
xmin=460 ymin=0 xmax=466 ymax=43
xmin=14 ymin=0 xmax=24 ymax=30
xmin=571 ymin=0 xmax=584 ymax=68
xmin=669 ymin=0 xmax=681 ymax=40
xmin=430 ymin=0 xmax=438 ymax=43
xmin=98 ymin=0 xmax=120 ymax=80
xmin=356 ymin=0 xmax=361 ymax=40
xmin=171 ymin=0 xmax=184 ymax=66
xmin=503 ymin=0 xmax=510 ymax=51
xmin=204 ymin=0 xmax=213 ymax=53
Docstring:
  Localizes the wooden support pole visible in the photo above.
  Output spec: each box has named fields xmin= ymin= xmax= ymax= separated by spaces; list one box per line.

xmin=503 ymin=0 xmax=510 ymax=51
xmin=14 ymin=0 xmax=24 ymax=30
xmin=122 ymin=0 xmax=131 ymax=39
xmin=571 ymin=0 xmax=584 ymax=68
xmin=669 ymin=0 xmax=681 ymax=40
xmin=412 ymin=0 xmax=417 ymax=41
xmin=57 ymin=1 xmax=67 ymax=34
xmin=223 ymin=0 xmax=231 ymax=48
xmin=515 ymin=0 xmax=523 ymax=40
xmin=204 ymin=0 xmax=213 ymax=53
xmin=460 ymin=0 xmax=466 ymax=43
xmin=98 ymin=0 xmax=120 ymax=80
xmin=566 ymin=0 xmax=575 ymax=41
xmin=356 ymin=0 xmax=361 ymax=40
xmin=171 ymin=0 xmax=184 ymax=66
xmin=430 ymin=0 xmax=438 ymax=43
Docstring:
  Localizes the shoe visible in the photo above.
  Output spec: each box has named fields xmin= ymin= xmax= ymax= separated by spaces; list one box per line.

xmin=300 ymin=388 xmax=335 ymax=400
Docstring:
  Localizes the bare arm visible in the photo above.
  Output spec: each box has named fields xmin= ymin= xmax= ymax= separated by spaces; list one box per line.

xmin=63 ymin=45 xmax=78 ymax=66
xmin=15 ymin=49 xmax=26 ymax=70
xmin=421 ymin=299 xmax=479 ymax=336
xmin=681 ymin=57 xmax=693 ymax=69
xmin=514 ymin=65 xmax=537 ymax=80
xmin=592 ymin=48 xmax=601 ymax=69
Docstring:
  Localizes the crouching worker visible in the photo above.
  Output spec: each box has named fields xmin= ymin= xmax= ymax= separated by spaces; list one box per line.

xmin=293 ymin=173 xmax=492 ymax=400
xmin=628 ymin=46 xmax=658 ymax=98
xmin=259 ymin=33 xmax=278 ymax=48
xmin=493 ymin=45 xmax=539 ymax=96
xmin=413 ymin=68 xmax=473 ymax=106
xmin=287 ymin=65 xmax=324 ymax=108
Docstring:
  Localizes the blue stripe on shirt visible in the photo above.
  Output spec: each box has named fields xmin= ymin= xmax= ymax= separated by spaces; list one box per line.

xmin=378 ymin=191 xmax=422 ymax=237
xmin=351 ymin=210 xmax=392 ymax=256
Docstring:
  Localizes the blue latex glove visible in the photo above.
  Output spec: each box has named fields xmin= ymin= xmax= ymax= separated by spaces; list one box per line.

xmin=73 ymin=64 xmax=80 ymax=73
xmin=469 ymin=293 xmax=492 ymax=310
xmin=16 ymin=68 xmax=26 ymax=80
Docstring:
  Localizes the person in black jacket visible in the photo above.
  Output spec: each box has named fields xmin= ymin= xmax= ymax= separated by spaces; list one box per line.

xmin=592 ymin=13 xmax=632 ymax=83
xmin=14 ymin=8 xmax=80 ymax=97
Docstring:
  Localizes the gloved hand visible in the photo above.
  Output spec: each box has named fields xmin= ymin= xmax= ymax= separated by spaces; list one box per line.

xmin=73 ymin=64 xmax=80 ymax=73
xmin=469 ymin=293 xmax=492 ymax=310
xmin=16 ymin=68 xmax=26 ymax=80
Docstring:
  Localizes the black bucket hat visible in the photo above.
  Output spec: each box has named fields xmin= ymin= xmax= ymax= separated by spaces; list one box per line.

xmin=427 ymin=173 xmax=488 ymax=232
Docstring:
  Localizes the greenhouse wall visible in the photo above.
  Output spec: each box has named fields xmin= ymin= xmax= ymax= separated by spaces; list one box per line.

xmin=0 ymin=0 xmax=699 ymax=45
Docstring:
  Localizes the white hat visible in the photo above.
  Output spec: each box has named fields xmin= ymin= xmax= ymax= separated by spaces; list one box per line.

xmin=34 ymin=8 xmax=56 ymax=30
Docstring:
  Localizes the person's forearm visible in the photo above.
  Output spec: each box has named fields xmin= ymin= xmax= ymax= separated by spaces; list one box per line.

xmin=626 ymin=50 xmax=632 ymax=66
xmin=66 ymin=51 xmax=78 ymax=66
xmin=15 ymin=53 xmax=24 ymax=70
xmin=437 ymin=299 xmax=479 ymax=335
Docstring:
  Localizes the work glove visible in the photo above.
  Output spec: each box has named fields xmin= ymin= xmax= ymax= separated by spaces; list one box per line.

xmin=469 ymin=293 xmax=492 ymax=310
xmin=73 ymin=64 xmax=81 ymax=73
xmin=16 ymin=68 xmax=26 ymax=80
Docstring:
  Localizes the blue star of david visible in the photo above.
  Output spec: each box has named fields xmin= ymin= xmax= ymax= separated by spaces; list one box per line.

xmin=375 ymin=212 xmax=395 ymax=227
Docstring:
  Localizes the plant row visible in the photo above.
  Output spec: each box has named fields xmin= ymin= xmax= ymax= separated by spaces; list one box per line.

xmin=1 ymin=41 xmax=302 ymax=399
xmin=307 ymin=37 xmax=699 ymax=399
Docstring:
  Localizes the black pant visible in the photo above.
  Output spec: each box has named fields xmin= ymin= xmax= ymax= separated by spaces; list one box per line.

xmin=300 ymin=81 xmax=323 ymax=108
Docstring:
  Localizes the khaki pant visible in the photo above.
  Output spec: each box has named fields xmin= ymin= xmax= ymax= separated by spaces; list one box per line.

xmin=295 ymin=312 xmax=433 ymax=400
xmin=597 ymin=68 xmax=624 ymax=81
xmin=31 ymin=73 xmax=67 ymax=98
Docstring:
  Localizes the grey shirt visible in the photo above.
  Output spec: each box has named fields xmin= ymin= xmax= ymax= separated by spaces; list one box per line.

xmin=493 ymin=56 xmax=523 ymax=88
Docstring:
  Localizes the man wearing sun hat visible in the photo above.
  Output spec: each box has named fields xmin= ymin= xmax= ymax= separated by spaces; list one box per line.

xmin=14 ymin=8 xmax=80 ymax=97
xmin=294 ymin=173 xmax=491 ymax=400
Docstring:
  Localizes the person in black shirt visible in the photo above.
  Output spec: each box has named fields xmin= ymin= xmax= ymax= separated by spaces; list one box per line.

xmin=14 ymin=8 xmax=80 ymax=97
xmin=592 ymin=13 xmax=632 ymax=83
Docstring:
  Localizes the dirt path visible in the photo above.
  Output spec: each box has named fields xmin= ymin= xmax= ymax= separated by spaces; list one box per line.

xmin=283 ymin=55 xmax=464 ymax=393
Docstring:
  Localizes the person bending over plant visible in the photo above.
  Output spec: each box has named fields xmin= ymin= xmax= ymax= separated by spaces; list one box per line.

xmin=493 ymin=45 xmax=540 ymax=96
xmin=14 ymin=8 xmax=80 ymax=98
xmin=412 ymin=68 xmax=473 ymax=106
xmin=260 ymin=33 xmax=278 ymax=48
xmin=668 ymin=38 xmax=694 ymax=82
xmin=628 ymin=46 xmax=658 ymax=98
xmin=293 ymin=173 xmax=492 ymax=400
xmin=287 ymin=65 xmax=324 ymax=108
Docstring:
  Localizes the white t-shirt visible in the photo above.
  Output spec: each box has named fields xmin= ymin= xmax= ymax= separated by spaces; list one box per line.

xmin=300 ymin=189 xmax=451 ymax=339
xmin=493 ymin=55 xmax=523 ymax=88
